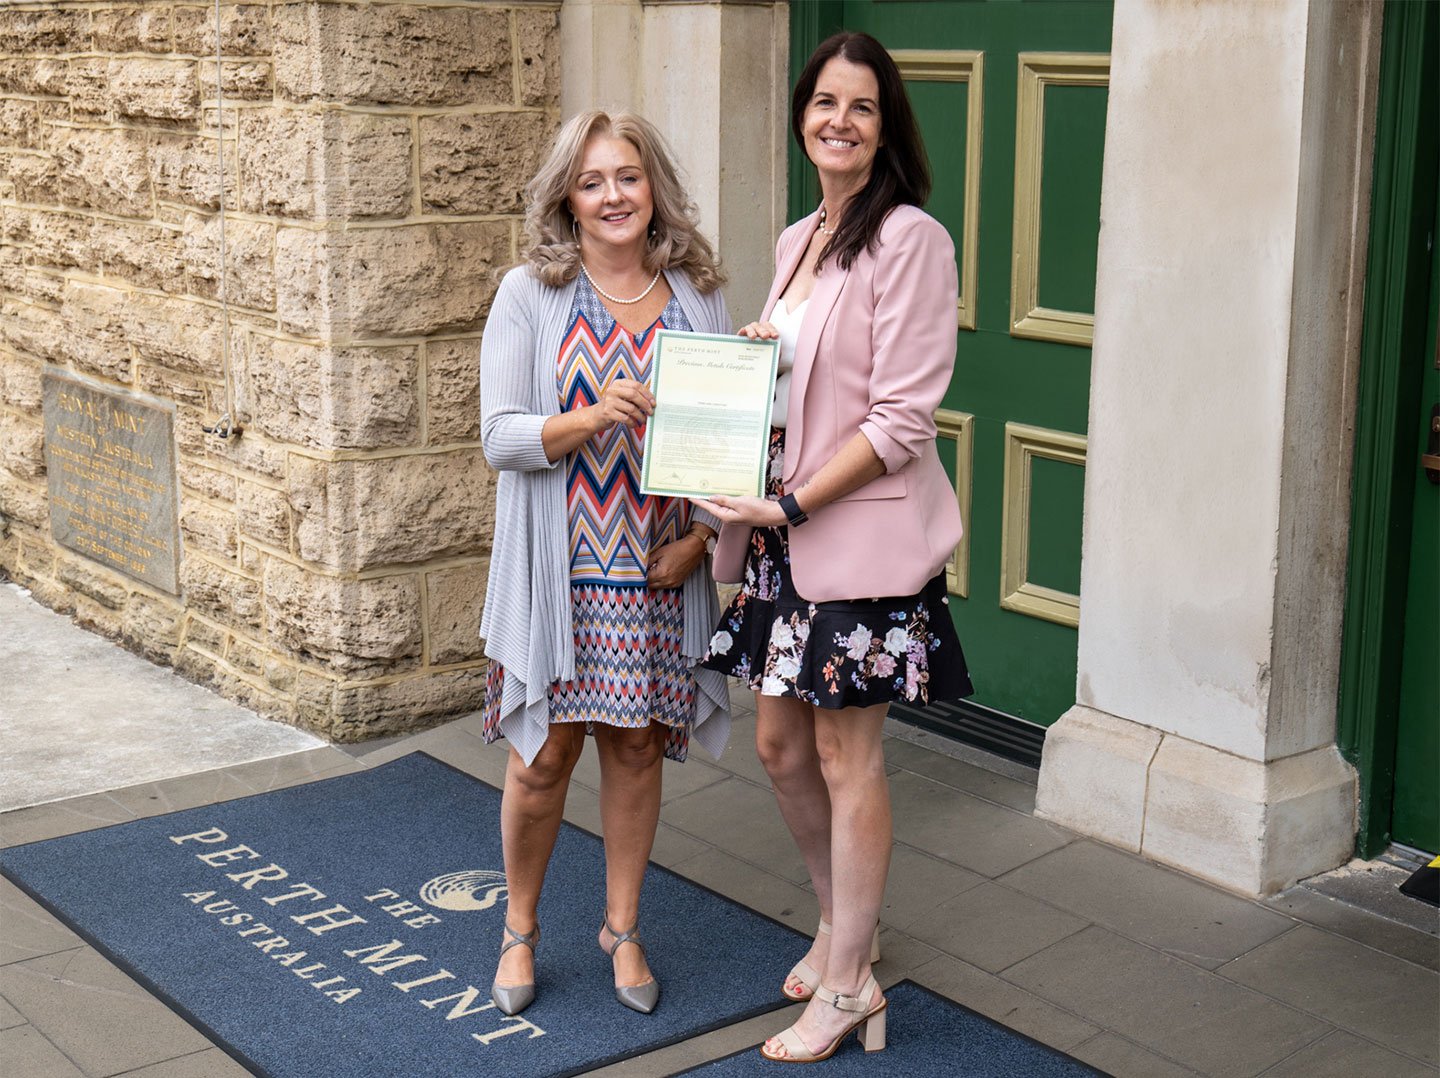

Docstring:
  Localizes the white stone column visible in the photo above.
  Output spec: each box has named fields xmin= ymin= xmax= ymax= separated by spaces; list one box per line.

xmin=1034 ymin=0 xmax=1383 ymax=896
xmin=560 ymin=0 xmax=790 ymax=325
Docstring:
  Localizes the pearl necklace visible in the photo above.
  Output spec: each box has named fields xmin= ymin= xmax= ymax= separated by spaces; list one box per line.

xmin=580 ymin=260 xmax=662 ymax=305
xmin=817 ymin=204 xmax=838 ymax=236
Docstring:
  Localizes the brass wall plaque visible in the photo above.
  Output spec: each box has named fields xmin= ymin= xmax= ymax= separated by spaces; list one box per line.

xmin=43 ymin=369 xmax=181 ymax=594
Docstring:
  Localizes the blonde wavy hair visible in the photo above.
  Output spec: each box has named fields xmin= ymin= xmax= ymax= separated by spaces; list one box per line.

xmin=522 ymin=110 xmax=725 ymax=293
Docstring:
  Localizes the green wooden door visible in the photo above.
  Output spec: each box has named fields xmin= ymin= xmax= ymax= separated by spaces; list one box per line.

xmin=1339 ymin=0 xmax=1438 ymax=858
xmin=1390 ymin=180 xmax=1439 ymax=854
xmin=791 ymin=1 xmax=1113 ymax=726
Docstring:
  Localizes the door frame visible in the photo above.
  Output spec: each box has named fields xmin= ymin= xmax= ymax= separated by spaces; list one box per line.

xmin=787 ymin=1 xmax=842 ymax=221
xmin=1337 ymin=0 xmax=1439 ymax=858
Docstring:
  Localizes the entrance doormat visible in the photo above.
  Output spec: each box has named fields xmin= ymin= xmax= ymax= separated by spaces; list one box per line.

xmin=677 ymin=980 xmax=1108 ymax=1077
xmin=0 ymin=752 xmax=805 ymax=1078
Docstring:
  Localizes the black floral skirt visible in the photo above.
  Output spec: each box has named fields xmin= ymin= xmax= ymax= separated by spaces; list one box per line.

xmin=699 ymin=429 xmax=974 ymax=709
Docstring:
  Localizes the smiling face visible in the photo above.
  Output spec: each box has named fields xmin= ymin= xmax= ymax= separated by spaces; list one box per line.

xmin=568 ymin=134 xmax=653 ymax=258
xmin=802 ymin=56 xmax=883 ymax=195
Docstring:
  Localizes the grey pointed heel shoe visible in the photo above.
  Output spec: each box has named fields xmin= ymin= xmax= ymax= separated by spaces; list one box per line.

xmin=601 ymin=916 xmax=659 ymax=1014
xmin=490 ymin=922 xmax=539 ymax=1015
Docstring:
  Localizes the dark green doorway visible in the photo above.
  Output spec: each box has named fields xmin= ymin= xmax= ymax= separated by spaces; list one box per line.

xmin=1339 ymin=0 xmax=1439 ymax=858
xmin=789 ymin=2 xmax=1113 ymax=750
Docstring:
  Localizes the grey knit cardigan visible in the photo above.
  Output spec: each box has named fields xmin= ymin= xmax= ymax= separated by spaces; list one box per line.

xmin=479 ymin=264 xmax=733 ymax=766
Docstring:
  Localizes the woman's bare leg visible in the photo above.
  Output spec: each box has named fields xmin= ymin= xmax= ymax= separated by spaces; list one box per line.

xmin=496 ymin=724 xmax=586 ymax=988
xmin=754 ymin=691 xmax=834 ymax=991
xmin=765 ymin=703 xmax=890 ymax=1057
xmin=594 ymin=722 xmax=667 ymax=987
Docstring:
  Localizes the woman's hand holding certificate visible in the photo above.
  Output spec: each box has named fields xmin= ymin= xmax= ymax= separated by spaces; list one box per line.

xmin=640 ymin=330 xmax=779 ymax=498
xmin=593 ymin=377 xmax=655 ymax=430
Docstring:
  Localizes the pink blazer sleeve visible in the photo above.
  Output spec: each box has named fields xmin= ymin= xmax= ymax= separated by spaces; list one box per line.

xmin=857 ymin=214 xmax=959 ymax=474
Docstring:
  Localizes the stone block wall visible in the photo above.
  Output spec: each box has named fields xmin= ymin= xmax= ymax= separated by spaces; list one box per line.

xmin=0 ymin=2 xmax=561 ymax=739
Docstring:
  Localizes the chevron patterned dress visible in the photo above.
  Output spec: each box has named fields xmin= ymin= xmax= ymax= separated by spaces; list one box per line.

xmin=482 ymin=278 xmax=697 ymax=761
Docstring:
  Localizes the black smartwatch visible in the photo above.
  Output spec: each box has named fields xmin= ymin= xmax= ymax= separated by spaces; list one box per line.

xmin=778 ymin=492 xmax=809 ymax=528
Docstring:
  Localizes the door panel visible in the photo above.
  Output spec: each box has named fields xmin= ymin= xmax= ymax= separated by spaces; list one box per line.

xmin=893 ymin=54 xmax=982 ymax=330
xmin=820 ymin=1 xmax=1113 ymax=725
xmin=1035 ymin=81 xmax=1107 ymax=317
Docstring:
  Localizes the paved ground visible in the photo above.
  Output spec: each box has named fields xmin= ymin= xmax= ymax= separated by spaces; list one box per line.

xmin=1 ymin=590 xmax=1436 ymax=1077
xmin=0 ymin=583 xmax=322 ymax=812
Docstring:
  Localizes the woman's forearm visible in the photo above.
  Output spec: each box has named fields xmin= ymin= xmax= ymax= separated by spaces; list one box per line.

xmin=540 ymin=407 xmax=601 ymax=463
xmin=790 ymin=432 xmax=886 ymax=515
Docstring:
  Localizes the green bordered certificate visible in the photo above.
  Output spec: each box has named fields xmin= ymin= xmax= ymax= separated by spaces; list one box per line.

xmin=641 ymin=330 xmax=779 ymax=499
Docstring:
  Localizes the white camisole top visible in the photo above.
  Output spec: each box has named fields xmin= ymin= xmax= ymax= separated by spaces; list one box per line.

xmin=770 ymin=296 xmax=808 ymax=428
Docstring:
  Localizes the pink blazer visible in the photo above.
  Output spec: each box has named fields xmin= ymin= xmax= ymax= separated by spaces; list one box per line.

xmin=714 ymin=204 xmax=962 ymax=602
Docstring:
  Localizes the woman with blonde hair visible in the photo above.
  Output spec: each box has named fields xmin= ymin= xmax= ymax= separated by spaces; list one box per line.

xmin=479 ymin=109 xmax=731 ymax=1016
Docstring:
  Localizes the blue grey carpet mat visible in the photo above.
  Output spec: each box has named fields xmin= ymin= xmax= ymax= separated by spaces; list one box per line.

xmin=678 ymin=980 xmax=1108 ymax=1076
xmin=0 ymin=752 xmax=805 ymax=1078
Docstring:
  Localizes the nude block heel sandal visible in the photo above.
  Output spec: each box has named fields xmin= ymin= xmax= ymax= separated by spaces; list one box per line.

xmin=782 ymin=920 xmax=883 ymax=1001
xmin=761 ymin=974 xmax=888 ymax=1063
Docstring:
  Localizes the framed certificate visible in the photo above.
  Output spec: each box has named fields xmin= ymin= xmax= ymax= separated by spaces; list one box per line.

xmin=641 ymin=330 xmax=779 ymax=498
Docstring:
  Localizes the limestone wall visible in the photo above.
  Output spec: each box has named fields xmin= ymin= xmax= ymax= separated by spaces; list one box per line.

xmin=0 ymin=2 xmax=561 ymax=740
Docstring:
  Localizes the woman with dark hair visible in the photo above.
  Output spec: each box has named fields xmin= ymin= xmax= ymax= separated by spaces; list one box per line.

xmin=480 ymin=109 xmax=731 ymax=1017
xmin=695 ymin=31 xmax=973 ymax=1062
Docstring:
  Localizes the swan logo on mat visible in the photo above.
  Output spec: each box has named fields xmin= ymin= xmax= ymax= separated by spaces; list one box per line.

xmin=419 ymin=870 xmax=509 ymax=912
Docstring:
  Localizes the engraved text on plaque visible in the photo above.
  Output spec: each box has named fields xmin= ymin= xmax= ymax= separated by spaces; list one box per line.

xmin=43 ymin=369 xmax=180 ymax=594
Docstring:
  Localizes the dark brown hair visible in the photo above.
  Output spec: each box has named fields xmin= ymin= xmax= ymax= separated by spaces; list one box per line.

xmin=791 ymin=31 xmax=932 ymax=271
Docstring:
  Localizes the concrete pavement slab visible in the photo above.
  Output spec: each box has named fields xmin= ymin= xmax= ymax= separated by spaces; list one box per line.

xmin=661 ymin=777 xmax=811 ymax=884
xmin=214 ymin=747 xmax=361 ymax=794
xmin=117 ymin=1048 xmax=253 ymax=1077
xmin=0 ymin=992 xmax=23 ymax=1030
xmin=669 ymin=846 xmax=818 ymax=932
xmin=583 ymin=747 xmax=733 ymax=806
xmin=1263 ymin=885 xmax=1439 ymax=972
xmin=1257 ymin=1029 xmax=1438 ymax=1078
xmin=888 ymin=769 xmax=1073 ymax=877
xmin=345 ymin=716 xmax=494 ymax=776
xmin=0 ymin=948 xmax=212 ymax=1077
xmin=101 ymin=769 xmax=257 ymax=821
xmin=905 ymin=880 xmax=1088 ymax=973
xmin=885 ymin=737 xmax=1038 ymax=814
xmin=0 ymin=1024 xmax=85 ymax=1078
xmin=0 ymin=877 xmax=80 ymax=968
xmin=560 ymin=775 xmax=603 ymax=833
xmin=0 ymin=583 xmax=322 ymax=813
xmin=0 ymin=793 xmax=135 ymax=850
xmin=872 ymin=925 xmax=945 ymax=976
xmin=1219 ymin=924 xmax=1440 ymax=1066
xmin=1301 ymin=859 xmax=1439 ymax=937
xmin=356 ymin=719 xmax=512 ymax=789
xmin=1069 ymin=1031 xmax=1203 ymax=1077
xmin=1003 ymin=925 xmax=1327 ymax=1076
xmin=649 ymin=821 xmax=710 ymax=869
xmin=908 ymin=950 xmax=1099 ymax=1052
xmin=999 ymin=840 xmax=1295 ymax=968
xmin=659 ymin=756 xmax=732 ymax=805
xmin=881 ymin=844 xmax=986 ymax=931
xmin=704 ymin=712 xmax=773 ymax=789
